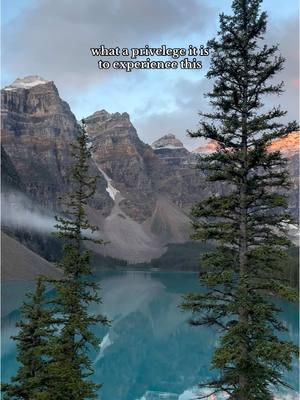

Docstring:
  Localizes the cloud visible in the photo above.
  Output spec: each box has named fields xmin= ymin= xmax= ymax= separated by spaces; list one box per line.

xmin=2 ymin=0 xmax=215 ymax=91
xmin=1 ymin=190 xmax=102 ymax=241
xmin=134 ymin=15 xmax=299 ymax=149
xmin=1 ymin=191 xmax=56 ymax=233
xmin=1 ymin=1 xmax=298 ymax=149
xmin=265 ymin=16 xmax=299 ymax=122
xmin=133 ymin=76 xmax=213 ymax=150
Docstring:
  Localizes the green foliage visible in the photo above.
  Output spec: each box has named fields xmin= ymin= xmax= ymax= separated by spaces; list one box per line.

xmin=2 ymin=121 xmax=109 ymax=399
xmin=48 ymin=120 xmax=109 ymax=399
xmin=91 ymin=252 xmax=127 ymax=269
xmin=275 ymin=245 xmax=299 ymax=290
xmin=144 ymin=242 xmax=213 ymax=271
xmin=2 ymin=277 xmax=55 ymax=400
xmin=182 ymin=0 xmax=299 ymax=398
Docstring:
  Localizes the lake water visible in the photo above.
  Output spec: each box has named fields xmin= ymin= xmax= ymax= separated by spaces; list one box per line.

xmin=1 ymin=271 xmax=299 ymax=400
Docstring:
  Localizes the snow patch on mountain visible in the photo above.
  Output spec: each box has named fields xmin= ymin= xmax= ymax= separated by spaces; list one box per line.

xmin=91 ymin=157 xmax=121 ymax=201
xmin=93 ymin=332 xmax=114 ymax=364
xmin=100 ymin=167 xmax=120 ymax=201
xmin=99 ymin=333 xmax=113 ymax=353
xmin=4 ymin=76 xmax=49 ymax=90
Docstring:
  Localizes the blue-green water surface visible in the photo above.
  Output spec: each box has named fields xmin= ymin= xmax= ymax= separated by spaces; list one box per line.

xmin=1 ymin=271 xmax=299 ymax=400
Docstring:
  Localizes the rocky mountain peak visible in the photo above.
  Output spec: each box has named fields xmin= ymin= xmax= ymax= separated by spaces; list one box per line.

xmin=193 ymin=132 xmax=300 ymax=155
xmin=85 ymin=110 xmax=133 ymax=138
xmin=193 ymin=140 xmax=218 ymax=154
xmin=1 ymin=76 xmax=66 ymax=120
xmin=85 ymin=109 xmax=157 ymax=221
xmin=3 ymin=76 xmax=50 ymax=90
xmin=151 ymin=134 xmax=190 ymax=170
xmin=152 ymin=134 xmax=184 ymax=149
xmin=268 ymin=131 xmax=299 ymax=155
xmin=2 ymin=76 xmax=298 ymax=262
xmin=1 ymin=76 xmax=87 ymax=210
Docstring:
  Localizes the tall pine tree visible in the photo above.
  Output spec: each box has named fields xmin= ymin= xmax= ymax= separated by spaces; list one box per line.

xmin=2 ymin=121 xmax=108 ymax=400
xmin=47 ymin=119 xmax=109 ymax=399
xmin=182 ymin=1 xmax=298 ymax=399
xmin=2 ymin=277 xmax=55 ymax=400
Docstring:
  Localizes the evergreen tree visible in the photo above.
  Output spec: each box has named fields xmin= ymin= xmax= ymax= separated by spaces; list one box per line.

xmin=2 ymin=277 xmax=54 ymax=400
xmin=48 ymin=120 xmax=109 ymax=399
xmin=182 ymin=1 xmax=298 ymax=399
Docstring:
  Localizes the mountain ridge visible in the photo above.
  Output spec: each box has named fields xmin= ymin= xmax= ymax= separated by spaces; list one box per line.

xmin=1 ymin=76 xmax=299 ymax=264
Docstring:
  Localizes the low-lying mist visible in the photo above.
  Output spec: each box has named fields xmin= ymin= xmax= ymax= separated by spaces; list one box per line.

xmin=1 ymin=190 xmax=103 ymax=241
xmin=1 ymin=190 xmax=56 ymax=234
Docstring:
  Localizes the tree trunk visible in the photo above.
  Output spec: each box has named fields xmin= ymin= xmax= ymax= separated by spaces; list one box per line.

xmin=239 ymin=102 xmax=249 ymax=399
xmin=239 ymin=186 xmax=249 ymax=399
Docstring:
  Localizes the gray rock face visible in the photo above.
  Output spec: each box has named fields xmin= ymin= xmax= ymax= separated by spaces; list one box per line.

xmin=85 ymin=112 xmax=216 ymax=220
xmin=152 ymin=134 xmax=184 ymax=149
xmin=85 ymin=112 xmax=209 ymax=222
xmin=150 ymin=135 xmax=210 ymax=212
xmin=152 ymin=134 xmax=190 ymax=167
xmin=85 ymin=110 xmax=159 ymax=222
xmin=1 ymin=78 xmax=110 ymax=214
xmin=1 ymin=79 xmax=78 ymax=209
xmin=2 ymin=77 xmax=298 ymax=263
xmin=1 ymin=146 xmax=25 ymax=192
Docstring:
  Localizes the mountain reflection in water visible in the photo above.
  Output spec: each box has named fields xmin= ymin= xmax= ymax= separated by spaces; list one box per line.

xmin=1 ymin=271 xmax=299 ymax=400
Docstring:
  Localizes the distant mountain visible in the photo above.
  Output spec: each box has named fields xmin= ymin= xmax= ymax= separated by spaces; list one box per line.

xmin=1 ymin=78 xmax=196 ymax=262
xmin=151 ymin=134 xmax=190 ymax=167
xmin=268 ymin=132 xmax=299 ymax=219
xmin=193 ymin=132 xmax=299 ymax=156
xmin=84 ymin=111 xmax=194 ymax=261
xmin=1 ymin=76 xmax=110 ymax=214
xmin=192 ymin=133 xmax=299 ymax=219
xmin=1 ymin=77 xmax=110 ymax=268
xmin=85 ymin=109 xmax=159 ymax=222
xmin=193 ymin=140 xmax=218 ymax=155
xmin=1 ymin=76 xmax=298 ymax=264
xmin=268 ymin=131 xmax=299 ymax=156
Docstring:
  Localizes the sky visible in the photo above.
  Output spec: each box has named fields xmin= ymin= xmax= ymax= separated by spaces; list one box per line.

xmin=1 ymin=0 xmax=299 ymax=150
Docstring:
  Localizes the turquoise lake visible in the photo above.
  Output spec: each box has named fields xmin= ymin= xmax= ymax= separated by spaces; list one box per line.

xmin=1 ymin=271 xmax=299 ymax=400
